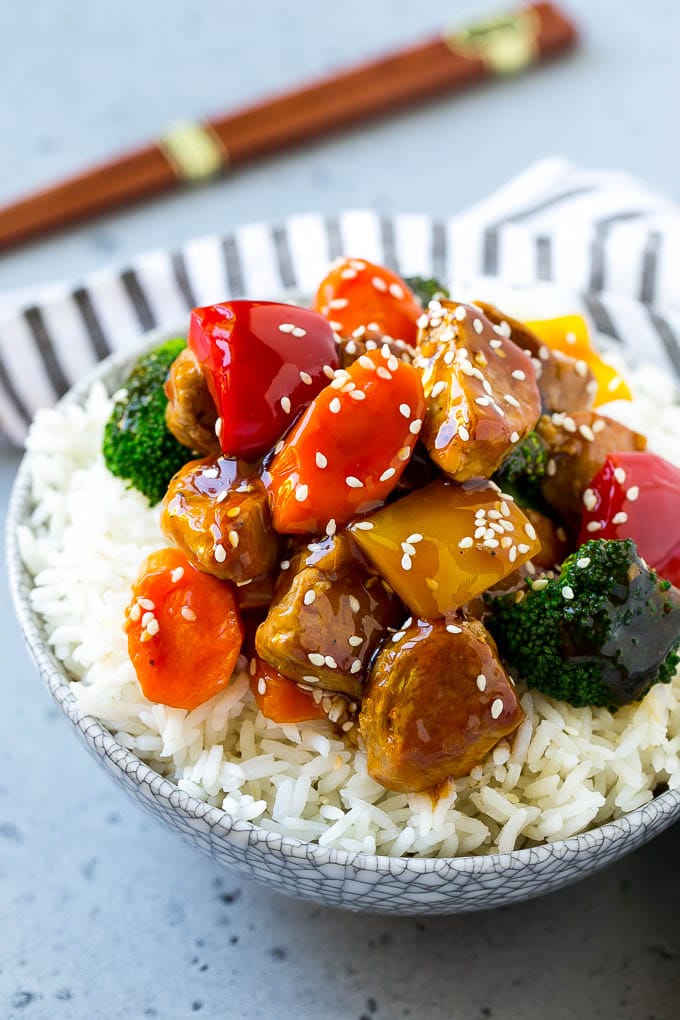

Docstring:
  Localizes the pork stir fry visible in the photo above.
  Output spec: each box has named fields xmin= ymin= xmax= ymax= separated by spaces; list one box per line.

xmin=111 ymin=256 xmax=680 ymax=796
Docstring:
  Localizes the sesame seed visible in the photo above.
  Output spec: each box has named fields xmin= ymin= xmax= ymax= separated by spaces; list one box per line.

xmin=577 ymin=557 xmax=591 ymax=568
xmin=141 ymin=611 xmax=154 ymax=628
xmin=547 ymin=458 xmax=557 ymax=477
xmin=323 ymin=364 xmax=336 ymax=380
xmin=409 ymin=419 xmax=422 ymax=435
xmin=295 ymin=484 xmax=309 ymax=502
xmin=349 ymin=596 xmax=361 ymax=613
xmin=517 ymin=543 xmax=530 ymax=554
xmin=380 ymin=467 xmax=396 ymax=482
xmin=509 ymin=546 xmax=518 ymax=563
xmin=626 ymin=486 xmax=640 ymax=501
xmin=614 ymin=467 xmax=626 ymax=485
xmin=500 ymin=536 xmax=513 ymax=549
xmin=476 ymin=673 xmax=487 ymax=691
xmin=257 ymin=677 xmax=267 ymax=696
xmin=443 ymin=350 xmax=455 ymax=366
xmin=214 ymin=543 xmax=227 ymax=563
xmin=512 ymin=369 xmax=526 ymax=380
xmin=401 ymin=554 xmax=412 ymax=571
xmin=586 ymin=521 xmax=602 ymax=533
xmin=340 ymin=267 xmax=357 ymax=279
xmin=315 ymin=451 xmax=328 ymax=469
xmin=562 ymin=586 xmax=574 ymax=600
xmin=612 ymin=511 xmax=628 ymax=525
xmin=474 ymin=527 xmax=486 ymax=540
xmin=299 ymin=370 xmax=313 ymax=385
xmin=181 ymin=606 xmax=196 ymax=622
xmin=138 ymin=597 xmax=155 ymax=611
xmin=500 ymin=501 xmax=511 ymax=516
xmin=345 ymin=475 xmax=363 ymax=488
xmin=489 ymin=338 xmax=503 ymax=349
xmin=524 ymin=522 xmax=537 ymax=540
xmin=397 ymin=446 xmax=411 ymax=461
xmin=146 ymin=618 xmax=160 ymax=637
xmin=226 ymin=506 xmax=240 ymax=518
xmin=473 ymin=318 xmax=484 ymax=334
xmin=376 ymin=367 xmax=392 ymax=380
xmin=458 ymin=536 xmax=474 ymax=549
xmin=574 ymin=360 xmax=589 ymax=378
xmin=329 ymin=397 xmax=341 ymax=414
xmin=170 ymin=567 xmax=184 ymax=583
xmin=353 ymin=521 xmax=374 ymax=531
xmin=454 ymin=305 xmax=467 ymax=320
xmin=292 ymin=326 xmax=307 ymax=338
xmin=128 ymin=603 xmax=141 ymax=621
xmin=387 ymin=355 xmax=399 ymax=372
xmin=329 ymin=297 xmax=349 ymax=309
xmin=228 ymin=530 xmax=239 ymax=549
xmin=491 ymin=698 xmax=503 ymax=719
xmin=214 ymin=417 xmax=222 ymax=437
xmin=399 ymin=403 xmax=411 ymax=418
xmin=484 ymin=538 xmax=500 ymax=549
xmin=303 ymin=675 xmax=321 ymax=685
xmin=371 ymin=276 xmax=387 ymax=292
xmin=392 ymin=631 xmax=406 ymax=642
xmin=324 ymin=655 xmax=338 ymax=669
xmin=406 ymin=533 xmax=423 ymax=543
xmin=389 ymin=282 xmax=404 ymax=299
xmin=531 ymin=578 xmax=549 ymax=591
xmin=280 ymin=559 xmax=290 ymax=570
xmin=308 ymin=652 xmax=325 ymax=667
xmin=348 ymin=635 xmax=363 ymax=647
xmin=579 ymin=424 xmax=595 ymax=442
xmin=278 ymin=322 xmax=295 ymax=333
xmin=592 ymin=419 xmax=606 ymax=434
xmin=583 ymin=488 xmax=597 ymax=511
xmin=475 ymin=396 xmax=490 ymax=407
xmin=430 ymin=380 xmax=446 ymax=398
xmin=497 ymin=320 xmax=512 ymax=338
xmin=401 ymin=541 xmax=417 ymax=556
xmin=280 ymin=396 xmax=292 ymax=415
xmin=504 ymin=394 xmax=520 ymax=408
xmin=303 ymin=589 xmax=316 ymax=607
xmin=350 ymin=390 xmax=366 ymax=401
xmin=459 ymin=425 xmax=470 ymax=442
xmin=350 ymin=659 xmax=362 ymax=674
xmin=203 ymin=467 xmax=219 ymax=479
xmin=446 ymin=624 xmax=462 ymax=634
xmin=425 ymin=577 xmax=439 ymax=590
xmin=345 ymin=341 xmax=357 ymax=355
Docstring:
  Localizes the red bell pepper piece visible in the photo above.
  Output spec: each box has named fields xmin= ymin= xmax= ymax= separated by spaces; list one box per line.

xmin=265 ymin=346 xmax=426 ymax=533
xmin=189 ymin=301 xmax=339 ymax=460
xmin=578 ymin=450 xmax=680 ymax=586
xmin=313 ymin=258 xmax=422 ymax=347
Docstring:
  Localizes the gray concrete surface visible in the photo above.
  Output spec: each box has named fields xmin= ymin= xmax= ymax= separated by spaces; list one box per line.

xmin=2 ymin=1 xmax=680 ymax=1017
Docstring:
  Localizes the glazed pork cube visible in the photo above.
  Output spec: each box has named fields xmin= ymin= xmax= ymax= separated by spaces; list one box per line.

xmin=415 ymin=301 xmax=541 ymax=481
xmin=476 ymin=302 xmax=597 ymax=414
xmin=360 ymin=618 xmax=524 ymax=793
xmin=255 ymin=533 xmax=403 ymax=699
xmin=164 ymin=347 xmax=220 ymax=456
xmin=161 ymin=456 xmax=280 ymax=585
xmin=536 ymin=411 xmax=646 ymax=528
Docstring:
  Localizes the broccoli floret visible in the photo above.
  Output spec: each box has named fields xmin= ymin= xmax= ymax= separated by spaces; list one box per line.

xmin=103 ymin=338 xmax=191 ymax=505
xmin=487 ymin=538 xmax=680 ymax=710
xmin=404 ymin=275 xmax=450 ymax=306
xmin=492 ymin=431 xmax=548 ymax=509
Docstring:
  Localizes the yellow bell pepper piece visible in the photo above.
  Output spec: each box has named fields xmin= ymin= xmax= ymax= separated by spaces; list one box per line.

xmin=525 ymin=314 xmax=632 ymax=406
xmin=348 ymin=479 xmax=541 ymax=620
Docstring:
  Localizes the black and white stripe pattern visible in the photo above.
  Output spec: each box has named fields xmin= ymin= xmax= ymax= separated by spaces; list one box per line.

xmin=2 ymin=157 xmax=680 ymax=445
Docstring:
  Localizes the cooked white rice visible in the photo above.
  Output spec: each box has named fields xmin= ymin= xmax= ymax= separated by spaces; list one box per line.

xmin=17 ymin=362 xmax=680 ymax=858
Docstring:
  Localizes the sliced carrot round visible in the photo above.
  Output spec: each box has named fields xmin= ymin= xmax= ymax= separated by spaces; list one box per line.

xmin=250 ymin=657 xmax=326 ymax=724
xmin=125 ymin=547 xmax=244 ymax=710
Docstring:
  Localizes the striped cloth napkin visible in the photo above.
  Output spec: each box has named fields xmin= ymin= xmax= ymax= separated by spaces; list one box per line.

xmin=2 ymin=156 xmax=680 ymax=446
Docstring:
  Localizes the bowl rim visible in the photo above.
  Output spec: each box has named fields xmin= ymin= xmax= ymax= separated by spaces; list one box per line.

xmin=7 ymin=314 xmax=680 ymax=876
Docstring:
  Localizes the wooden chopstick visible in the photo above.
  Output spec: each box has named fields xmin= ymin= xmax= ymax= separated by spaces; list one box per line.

xmin=0 ymin=3 xmax=577 ymax=252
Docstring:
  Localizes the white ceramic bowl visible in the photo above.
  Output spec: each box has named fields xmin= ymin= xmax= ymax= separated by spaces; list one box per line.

xmin=8 ymin=314 xmax=680 ymax=915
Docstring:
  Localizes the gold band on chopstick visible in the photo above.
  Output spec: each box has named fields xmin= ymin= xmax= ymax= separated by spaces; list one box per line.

xmin=444 ymin=8 xmax=540 ymax=75
xmin=157 ymin=121 xmax=229 ymax=182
